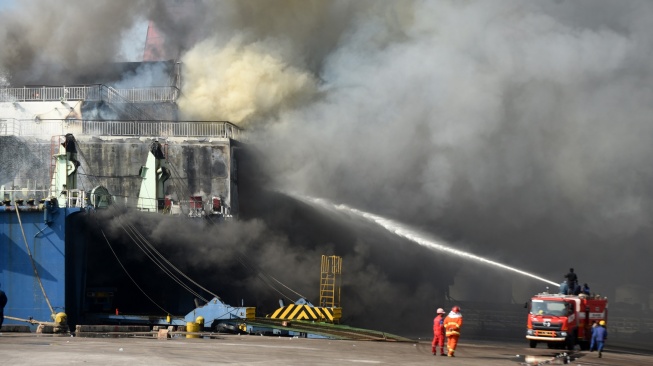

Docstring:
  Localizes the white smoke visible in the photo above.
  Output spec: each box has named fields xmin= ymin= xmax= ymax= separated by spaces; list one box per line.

xmin=177 ymin=35 xmax=318 ymax=125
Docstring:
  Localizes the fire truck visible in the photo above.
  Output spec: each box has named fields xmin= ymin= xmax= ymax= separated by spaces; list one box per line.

xmin=525 ymin=291 xmax=608 ymax=350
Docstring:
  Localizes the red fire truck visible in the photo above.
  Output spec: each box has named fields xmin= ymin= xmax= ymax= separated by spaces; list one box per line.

xmin=525 ymin=292 xmax=608 ymax=350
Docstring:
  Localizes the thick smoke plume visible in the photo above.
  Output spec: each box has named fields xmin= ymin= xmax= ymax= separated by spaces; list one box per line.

xmin=4 ymin=0 xmax=653 ymax=338
xmin=178 ymin=0 xmax=653 ymax=324
xmin=0 ymin=0 xmax=149 ymax=84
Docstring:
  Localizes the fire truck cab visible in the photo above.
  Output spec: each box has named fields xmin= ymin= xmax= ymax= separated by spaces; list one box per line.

xmin=525 ymin=292 xmax=608 ymax=350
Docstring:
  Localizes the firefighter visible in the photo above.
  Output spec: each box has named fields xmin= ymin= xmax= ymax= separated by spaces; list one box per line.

xmin=590 ymin=320 xmax=607 ymax=358
xmin=431 ymin=307 xmax=446 ymax=356
xmin=444 ymin=306 xmax=463 ymax=357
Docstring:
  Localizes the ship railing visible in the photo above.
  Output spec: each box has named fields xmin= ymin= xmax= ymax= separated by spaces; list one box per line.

xmin=101 ymin=85 xmax=158 ymax=121
xmin=0 ymin=118 xmax=84 ymax=137
xmin=0 ymin=187 xmax=50 ymax=204
xmin=0 ymin=119 xmax=242 ymax=139
xmin=0 ymin=85 xmax=179 ymax=103
xmin=0 ymin=118 xmax=15 ymax=135
xmin=63 ymin=189 xmax=87 ymax=208
xmin=0 ymin=86 xmax=95 ymax=101
xmin=0 ymin=189 xmax=50 ymax=203
xmin=105 ymin=86 xmax=179 ymax=103
xmin=0 ymin=189 xmax=87 ymax=208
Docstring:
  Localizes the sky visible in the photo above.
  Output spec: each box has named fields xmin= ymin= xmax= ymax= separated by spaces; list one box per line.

xmin=1 ymin=0 xmax=653 ymax=338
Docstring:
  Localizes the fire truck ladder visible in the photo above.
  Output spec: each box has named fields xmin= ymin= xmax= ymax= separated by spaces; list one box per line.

xmin=319 ymin=255 xmax=342 ymax=308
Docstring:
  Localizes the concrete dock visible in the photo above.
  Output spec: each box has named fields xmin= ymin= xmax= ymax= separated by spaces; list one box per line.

xmin=1 ymin=332 xmax=652 ymax=365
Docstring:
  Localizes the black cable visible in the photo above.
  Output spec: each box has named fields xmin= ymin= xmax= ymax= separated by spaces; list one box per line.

xmin=98 ymin=223 xmax=171 ymax=315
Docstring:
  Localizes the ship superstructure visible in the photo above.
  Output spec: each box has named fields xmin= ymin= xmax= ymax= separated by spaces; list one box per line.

xmin=0 ymin=61 xmax=241 ymax=217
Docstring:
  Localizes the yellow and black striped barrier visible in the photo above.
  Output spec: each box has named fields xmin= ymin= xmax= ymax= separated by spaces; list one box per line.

xmin=269 ymin=304 xmax=342 ymax=322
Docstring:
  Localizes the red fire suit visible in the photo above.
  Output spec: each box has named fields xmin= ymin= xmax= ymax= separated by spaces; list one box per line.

xmin=444 ymin=311 xmax=463 ymax=357
xmin=431 ymin=313 xmax=445 ymax=355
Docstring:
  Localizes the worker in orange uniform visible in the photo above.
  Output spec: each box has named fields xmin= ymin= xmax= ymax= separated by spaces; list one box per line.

xmin=431 ymin=307 xmax=446 ymax=356
xmin=444 ymin=306 xmax=463 ymax=357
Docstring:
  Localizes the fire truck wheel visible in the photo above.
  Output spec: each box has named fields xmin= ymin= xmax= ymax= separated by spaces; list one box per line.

xmin=529 ymin=340 xmax=537 ymax=348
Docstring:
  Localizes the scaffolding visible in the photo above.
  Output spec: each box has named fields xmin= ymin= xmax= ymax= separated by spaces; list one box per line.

xmin=319 ymin=255 xmax=342 ymax=308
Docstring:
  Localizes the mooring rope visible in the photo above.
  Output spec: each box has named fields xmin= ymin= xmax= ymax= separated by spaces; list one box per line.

xmin=4 ymin=315 xmax=56 ymax=326
xmin=14 ymin=207 xmax=55 ymax=316
xmin=99 ymin=226 xmax=171 ymax=315
xmin=116 ymin=218 xmax=210 ymax=303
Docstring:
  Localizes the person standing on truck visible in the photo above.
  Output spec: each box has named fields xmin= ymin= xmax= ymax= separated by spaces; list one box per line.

xmin=564 ymin=268 xmax=578 ymax=295
xmin=559 ymin=280 xmax=569 ymax=295
xmin=444 ymin=306 xmax=463 ymax=357
xmin=581 ymin=283 xmax=591 ymax=295
xmin=590 ymin=320 xmax=608 ymax=358
xmin=431 ymin=307 xmax=446 ymax=356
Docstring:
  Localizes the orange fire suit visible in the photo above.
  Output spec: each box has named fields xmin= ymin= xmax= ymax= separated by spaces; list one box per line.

xmin=431 ymin=314 xmax=445 ymax=355
xmin=444 ymin=311 xmax=463 ymax=357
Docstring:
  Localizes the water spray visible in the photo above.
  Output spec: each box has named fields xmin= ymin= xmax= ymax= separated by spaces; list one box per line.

xmin=292 ymin=193 xmax=559 ymax=287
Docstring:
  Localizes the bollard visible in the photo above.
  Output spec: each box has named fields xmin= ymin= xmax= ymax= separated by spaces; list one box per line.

xmin=186 ymin=321 xmax=199 ymax=338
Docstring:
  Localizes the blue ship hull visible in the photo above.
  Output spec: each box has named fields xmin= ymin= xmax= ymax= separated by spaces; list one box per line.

xmin=1 ymin=204 xmax=85 ymax=330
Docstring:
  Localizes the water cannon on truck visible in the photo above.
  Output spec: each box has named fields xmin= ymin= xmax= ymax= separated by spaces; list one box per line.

xmin=525 ymin=291 xmax=608 ymax=350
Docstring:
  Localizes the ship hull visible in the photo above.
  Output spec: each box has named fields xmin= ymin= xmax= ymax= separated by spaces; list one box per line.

xmin=1 ymin=206 xmax=85 ymax=330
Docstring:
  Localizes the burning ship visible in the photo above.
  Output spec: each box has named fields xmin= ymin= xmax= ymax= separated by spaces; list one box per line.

xmin=0 ymin=59 xmax=250 ymax=328
xmin=0 ymin=66 xmax=358 ymax=338
xmin=0 ymin=27 xmax=365 ymax=337
xmin=0 ymin=2 xmax=365 ymax=337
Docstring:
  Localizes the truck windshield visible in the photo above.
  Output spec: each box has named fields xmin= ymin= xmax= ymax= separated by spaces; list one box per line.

xmin=531 ymin=300 xmax=571 ymax=316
